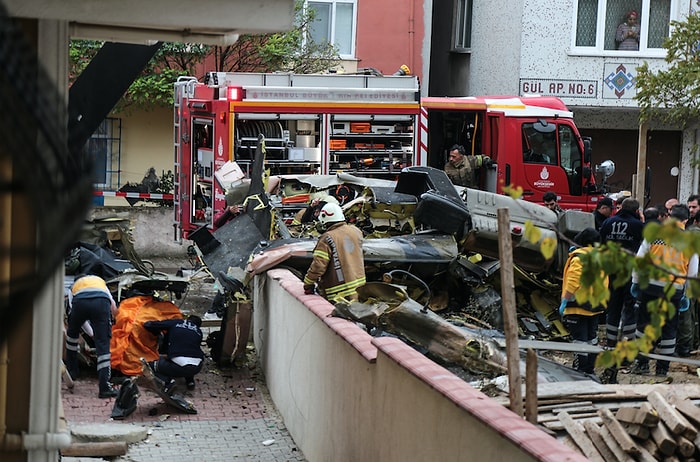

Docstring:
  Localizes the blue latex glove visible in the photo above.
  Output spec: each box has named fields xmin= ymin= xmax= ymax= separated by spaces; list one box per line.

xmin=559 ymin=299 xmax=568 ymax=316
xmin=630 ymin=283 xmax=640 ymax=298
xmin=680 ymin=295 xmax=690 ymax=312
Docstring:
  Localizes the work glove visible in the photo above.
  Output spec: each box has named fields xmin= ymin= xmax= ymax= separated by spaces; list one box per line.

xmin=559 ymin=299 xmax=568 ymax=317
xmin=630 ymin=283 xmax=640 ymax=298
xmin=303 ymin=284 xmax=315 ymax=295
xmin=680 ymin=295 xmax=690 ymax=312
xmin=482 ymin=156 xmax=494 ymax=168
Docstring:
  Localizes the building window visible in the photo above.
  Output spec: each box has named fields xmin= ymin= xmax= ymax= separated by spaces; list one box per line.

xmin=308 ymin=0 xmax=357 ymax=58
xmin=88 ymin=117 xmax=122 ymax=191
xmin=453 ymin=0 xmax=473 ymax=51
xmin=573 ymin=0 xmax=672 ymax=55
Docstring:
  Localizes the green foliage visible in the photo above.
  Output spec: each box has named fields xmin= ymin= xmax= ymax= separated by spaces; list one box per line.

xmin=69 ymin=0 xmax=340 ymax=113
xmin=636 ymin=12 xmax=700 ymax=127
xmin=212 ymin=0 xmax=340 ymax=74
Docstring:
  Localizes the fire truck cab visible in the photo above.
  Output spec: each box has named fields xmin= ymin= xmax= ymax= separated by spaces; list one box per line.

xmin=420 ymin=96 xmax=601 ymax=211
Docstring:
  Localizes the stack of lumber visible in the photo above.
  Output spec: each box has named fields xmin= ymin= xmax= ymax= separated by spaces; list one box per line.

xmin=553 ymin=389 xmax=700 ymax=461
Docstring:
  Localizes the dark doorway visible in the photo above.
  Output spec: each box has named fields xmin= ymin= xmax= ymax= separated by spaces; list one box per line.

xmin=579 ymin=129 xmax=681 ymax=207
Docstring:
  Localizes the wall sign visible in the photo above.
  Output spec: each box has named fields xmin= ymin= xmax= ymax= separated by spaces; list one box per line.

xmin=520 ymin=79 xmax=598 ymax=98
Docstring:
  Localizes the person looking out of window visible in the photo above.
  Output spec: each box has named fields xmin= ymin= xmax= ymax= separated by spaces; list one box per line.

xmin=616 ymin=10 xmax=640 ymax=51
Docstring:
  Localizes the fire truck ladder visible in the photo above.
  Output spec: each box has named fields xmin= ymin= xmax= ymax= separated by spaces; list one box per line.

xmin=173 ymin=77 xmax=198 ymax=242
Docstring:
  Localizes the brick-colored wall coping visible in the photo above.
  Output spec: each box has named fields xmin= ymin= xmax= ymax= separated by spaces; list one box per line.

xmin=266 ymin=268 xmax=586 ymax=462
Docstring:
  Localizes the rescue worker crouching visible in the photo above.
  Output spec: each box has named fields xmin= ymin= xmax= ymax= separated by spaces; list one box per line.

xmin=559 ymin=227 xmax=607 ymax=376
xmin=144 ymin=315 xmax=205 ymax=395
xmin=303 ymin=203 xmax=366 ymax=302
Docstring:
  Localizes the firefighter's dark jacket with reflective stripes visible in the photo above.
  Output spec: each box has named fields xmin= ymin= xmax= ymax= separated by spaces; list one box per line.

xmin=303 ymin=222 xmax=366 ymax=301
xmin=561 ymin=246 xmax=608 ymax=316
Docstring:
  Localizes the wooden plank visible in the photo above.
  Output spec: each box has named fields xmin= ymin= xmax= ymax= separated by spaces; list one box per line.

xmin=540 ymin=412 xmax=599 ymax=424
xmin=650 ymin=420 xmax=677 ymax=456
xmin=668 ymin=396 xmax=700 ymax=428
xmin=558 ymin=411 xmax=605 ymax=462
xmin=634 ymin=443 xmax=659 ymax=462
xmin=598 ymin=407 xmax=641 ymax=457
xmin=640 ymin=438 xmax=661 ymax=460
xmin=596 ymin=422 xmax=635 ymax=462
xmin=538 ymin=400 xmax=594 ymax=412
xmin=615 ymin=403 xmax=659 ymax=427
xmin=497 ymin=208 xmax=522 ymax=418
xmin=542 ymin=416 xmax=601 ymax=432
xmin=620 ymin=421 xmax=649 ymax=440
xmin=648 ymin=390 xmax=697 ymax=438
xmin=582 ymin=421 xmax=621 ymax=462
xmin=525 ymin=348 xmax=538 ymax=425
xmin=533 ymin=380 xmax=613 ymax=399
xmin=552 ymin=406 xmax=598 ymax=415
xmin=61 ymin=442 xmax=128 ymax=457
xmin=675 ymin=434 xmax=695 ymax=458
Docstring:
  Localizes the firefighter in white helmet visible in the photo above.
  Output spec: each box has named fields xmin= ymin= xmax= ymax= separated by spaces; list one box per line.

xmin=302 ymin=203 xmax=366 ymax=301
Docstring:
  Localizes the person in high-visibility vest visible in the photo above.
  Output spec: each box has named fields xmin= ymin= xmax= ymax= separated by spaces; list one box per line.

xmin=65 ymin=274 xmax=119 ymax=398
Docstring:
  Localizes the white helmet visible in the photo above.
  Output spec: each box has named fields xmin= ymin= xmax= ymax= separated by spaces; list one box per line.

xmin=318 ymin=202 xmax=345 ymax=225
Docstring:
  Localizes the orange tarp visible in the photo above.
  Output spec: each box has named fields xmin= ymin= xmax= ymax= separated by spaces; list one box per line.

xmin=110 ymin=295 xmax=183 ymax=376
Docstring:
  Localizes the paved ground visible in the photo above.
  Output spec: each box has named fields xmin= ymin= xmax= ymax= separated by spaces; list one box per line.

xmin=61 ymin=344 xmax=305 ymax=461
xmin=61 ymin=255 xmax=306 ymax=462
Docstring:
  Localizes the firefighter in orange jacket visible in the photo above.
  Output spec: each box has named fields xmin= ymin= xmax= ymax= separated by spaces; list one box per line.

xmin=303 ymin=203 xmax=366 ymax=302
xmin=559 ymin=227 xmax=607 ymax=375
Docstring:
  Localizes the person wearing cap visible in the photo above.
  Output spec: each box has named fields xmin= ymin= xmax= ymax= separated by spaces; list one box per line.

xmin=616 ymin=10 xmax=640 ymax=51
xmin=592 ymin=197 xmax=614 ymax=230
xmin=302 ymin=203 xmax=366 ymax=302
xmin=559 ymin=227 xmax=607 ymax=375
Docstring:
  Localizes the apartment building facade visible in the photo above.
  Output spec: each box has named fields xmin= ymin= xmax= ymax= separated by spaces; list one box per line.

xmin=428 ymin=0 xmax=698 ymax=205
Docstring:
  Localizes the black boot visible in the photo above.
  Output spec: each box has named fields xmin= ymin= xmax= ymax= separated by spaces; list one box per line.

xmin=65 ymin=351 xmax=80 ymax=380
xmin=98 ymin=367 xmax=118 ymax=398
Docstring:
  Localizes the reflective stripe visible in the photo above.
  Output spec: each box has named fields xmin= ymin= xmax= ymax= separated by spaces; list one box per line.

xmin=97 ymin=354 xmax=111 ymax=371
xmin=312 ymin=249 xmax=329 ymax=260
xmin=324 ymin=277 xmax=366 ymax=297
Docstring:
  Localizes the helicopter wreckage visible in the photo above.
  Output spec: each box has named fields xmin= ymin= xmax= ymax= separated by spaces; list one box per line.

xmin=190 ymin=159 xmax=599 ymax=383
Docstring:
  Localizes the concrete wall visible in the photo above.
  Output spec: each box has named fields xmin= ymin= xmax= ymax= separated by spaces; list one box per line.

xmin=89 ymin=206 xmax=186 ymax=259
xmin=254 ymin=268 xmax=587 ymax=462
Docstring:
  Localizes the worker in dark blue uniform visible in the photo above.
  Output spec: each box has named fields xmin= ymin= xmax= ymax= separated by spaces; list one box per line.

xmin=65 ymin=274 xmax=119 ymax=398
xmin=144 ymin=315 xmax=204 ymax=394
xmin=599 ymin=198 xmax=644 ymax=348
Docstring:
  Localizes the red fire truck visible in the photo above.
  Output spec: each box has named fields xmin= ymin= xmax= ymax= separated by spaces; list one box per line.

xmin=173 ymin=71 xmax=421 ymax=239
xmin=419 ymin=96 xmax=602 ymax=211
xmin=174 ymin=72 xmax=604 ymax=240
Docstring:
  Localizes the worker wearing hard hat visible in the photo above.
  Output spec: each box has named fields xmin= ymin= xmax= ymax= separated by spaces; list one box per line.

xmin=302 ymin=203 xmax=365 ymax=302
